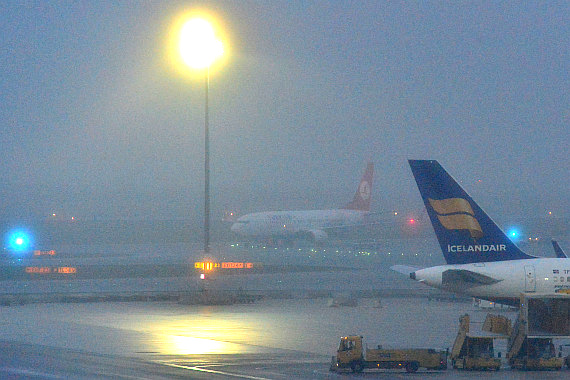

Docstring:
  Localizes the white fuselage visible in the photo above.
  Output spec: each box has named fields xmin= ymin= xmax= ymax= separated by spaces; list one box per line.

xmin=414 ymin=258 xmax=570 ymax=302
xmin=230 ymin=209 xmax=367 ymax=238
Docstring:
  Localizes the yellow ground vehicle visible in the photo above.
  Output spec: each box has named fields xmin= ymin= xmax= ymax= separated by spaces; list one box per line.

xmin=509 ymin=338 xmax=564 ymax=370
xmin=561 ymin=344 xmax=570 ymax=368
xmin=506 ymin=294 xmax=568 ymax=370
xmin=450 ymin=314 xmax=501 ymax=370
xmin=330 ymin=336 xmax=447 ymax=373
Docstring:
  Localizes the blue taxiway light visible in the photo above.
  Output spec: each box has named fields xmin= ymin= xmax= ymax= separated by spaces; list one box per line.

xmin=507 ymin=228 xmax=520 ymax=240
xmin=5 ymin=229 xmax=34 ymax=253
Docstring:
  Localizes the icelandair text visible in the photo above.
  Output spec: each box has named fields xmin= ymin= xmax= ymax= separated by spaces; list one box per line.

xmin=447 ymin=244 xmax=506 ymax=253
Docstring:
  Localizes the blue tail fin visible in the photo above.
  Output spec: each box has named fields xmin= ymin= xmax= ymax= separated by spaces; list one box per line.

xmin=408 ymin=160 xmax=535 ymax=265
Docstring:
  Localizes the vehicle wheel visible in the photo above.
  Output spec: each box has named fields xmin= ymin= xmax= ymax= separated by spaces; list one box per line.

xmin=350 ymin=361 xmax=363 ymax=373
xmin=405 ymin=362 xmax=419 ymax=373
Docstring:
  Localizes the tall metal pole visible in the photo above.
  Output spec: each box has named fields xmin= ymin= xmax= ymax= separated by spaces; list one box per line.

xmin=204 ymin=68 xmax=210 ymax=254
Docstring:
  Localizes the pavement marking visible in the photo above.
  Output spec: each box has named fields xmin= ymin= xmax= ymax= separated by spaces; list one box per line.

xmin=95 ymin=371 xmax=155 ymax=380
xmin=159 ymin=362 xmax=273 ymax=380
xmin=0 ymin=367 xmax=65 ymax=379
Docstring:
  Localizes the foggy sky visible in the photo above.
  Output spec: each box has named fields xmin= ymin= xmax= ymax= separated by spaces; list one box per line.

xmin=0 ymin=1 xmax=568 ymax=222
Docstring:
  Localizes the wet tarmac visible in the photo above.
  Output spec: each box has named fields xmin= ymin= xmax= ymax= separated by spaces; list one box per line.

xmin=1 ymin=239 xmax=568 ymax=378
xmin=1 ymin=297 xmax=568 ymax=379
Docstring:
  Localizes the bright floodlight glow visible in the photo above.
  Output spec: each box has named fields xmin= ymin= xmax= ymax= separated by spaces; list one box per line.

xmin=507 ymin=228 xmax=520 ymax=240
xmin=179 ymin=18 xmax=223 ymax=69
xmin=170 ymin=335 xmax=225 ymax=355
xmin=5 ymin=228 xmax=34 ymax=253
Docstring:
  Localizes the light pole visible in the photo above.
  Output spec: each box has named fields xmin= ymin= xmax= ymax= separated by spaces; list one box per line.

xmin=204 ymin=68 xmax=210 ymax=254
xmin=178 ymin=18 xmax=223 ymax=254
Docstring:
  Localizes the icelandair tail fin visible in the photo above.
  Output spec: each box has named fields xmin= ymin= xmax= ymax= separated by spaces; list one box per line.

xmin=343 ymin=162 xmax=374 ymax=211
xmin=552 ymin=240 xmax=568 ymax=258
xmin=408 ymin=160 xmax=535 ymax=265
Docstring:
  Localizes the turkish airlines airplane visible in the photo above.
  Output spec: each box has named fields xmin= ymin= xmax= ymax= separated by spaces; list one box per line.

xmin=392 ymin=160 xmax=569 ymax=305
xmin=230 ymin=163 xmax=373 ymax=242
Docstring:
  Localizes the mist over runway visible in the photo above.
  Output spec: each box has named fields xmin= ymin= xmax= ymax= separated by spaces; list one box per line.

xmin=1 ymin=1 xmax=568 ymax=378
xmin=0 ymin=236 xmax=568 ymax=378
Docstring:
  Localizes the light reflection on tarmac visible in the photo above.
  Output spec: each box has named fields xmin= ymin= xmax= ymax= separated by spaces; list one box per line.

xmin=0 ymin=298 xmax=568 ymax=379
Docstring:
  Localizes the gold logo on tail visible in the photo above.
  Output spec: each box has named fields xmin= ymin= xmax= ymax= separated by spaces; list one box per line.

xmin=428 ymin=198 xmax=483 ymax=239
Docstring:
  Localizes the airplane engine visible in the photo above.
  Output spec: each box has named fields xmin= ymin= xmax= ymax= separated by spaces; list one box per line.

xmin=308 ymin=229 xmax=328 ymax=242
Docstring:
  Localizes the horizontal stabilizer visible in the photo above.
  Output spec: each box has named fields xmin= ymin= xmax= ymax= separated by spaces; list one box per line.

xmin=442 ymin=269 xmax=501 ymax=287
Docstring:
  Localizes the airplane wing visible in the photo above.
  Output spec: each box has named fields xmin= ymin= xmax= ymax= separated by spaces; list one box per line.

xmin=301 ymin=221 xmax=375 ymax=240
xmin=442 ymin=269 xmax=502 ymax=287
xmin=390 ymin=265 xmax=421 ymax=276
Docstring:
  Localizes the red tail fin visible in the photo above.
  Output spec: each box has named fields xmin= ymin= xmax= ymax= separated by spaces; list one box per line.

xmin=343 ymin=162 xmax=374 ymax=211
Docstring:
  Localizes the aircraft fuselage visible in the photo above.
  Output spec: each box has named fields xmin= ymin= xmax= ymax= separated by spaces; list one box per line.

xmin=413 ymin=258 xmax=570 ymax=303
xmin=230 ymin=209 xmax=367 ymax=238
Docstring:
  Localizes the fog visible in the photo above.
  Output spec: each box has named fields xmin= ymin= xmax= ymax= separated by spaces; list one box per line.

xmin=0 ymin=5 xmax=569 ymax=378
xmin=0 ymin=1 xmax=567 ymax=226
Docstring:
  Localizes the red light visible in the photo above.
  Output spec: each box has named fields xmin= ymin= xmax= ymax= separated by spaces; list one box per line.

xmin=408 ymin=218 xmax=416 ymax=225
